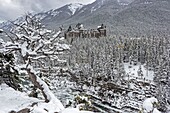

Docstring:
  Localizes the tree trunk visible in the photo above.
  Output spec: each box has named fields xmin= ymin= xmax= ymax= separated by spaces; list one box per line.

xmin=27 ymin=69 xmax=49 ymax=102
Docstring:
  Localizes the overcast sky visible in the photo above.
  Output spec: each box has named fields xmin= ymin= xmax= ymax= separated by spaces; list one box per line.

xmin=0 ymin=0 xmax=95 ymax=23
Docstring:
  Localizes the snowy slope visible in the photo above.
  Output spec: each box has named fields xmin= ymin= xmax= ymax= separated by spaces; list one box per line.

xmin=0 ymin=3 xmax=84 ymax=30
xmin=117 ymin=0 xmax=134 ymax=5
xmin=35 ymin=3 xmax=83 ymax=21
xmin=0 ymin=84 xmax=41 ymax=112
xmin=0 ymin=84 xmax=94 ymax=113
xmin=68 ymin=3 xmax=84 ymax=15
xmin=1 ymin=0 xmax=170 ymax=36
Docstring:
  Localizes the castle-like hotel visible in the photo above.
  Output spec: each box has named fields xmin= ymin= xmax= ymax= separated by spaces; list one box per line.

xmin=64 ymin=23 xmax=106 ymax=38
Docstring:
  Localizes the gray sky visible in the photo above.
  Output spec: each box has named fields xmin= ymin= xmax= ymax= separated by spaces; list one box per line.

xmin=0 ymin=0 xmax=95 ymax=23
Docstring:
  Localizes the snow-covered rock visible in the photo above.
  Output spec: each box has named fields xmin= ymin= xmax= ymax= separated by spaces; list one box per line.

xmin=143 ymin=97 xmax=160 ymax=113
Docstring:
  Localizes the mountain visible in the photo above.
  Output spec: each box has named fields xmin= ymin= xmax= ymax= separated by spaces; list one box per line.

xmin=42 ymin=0 xmax=170 ymax=36
xmin=0 ymin=3 xmax=84 ymax=30
xmin=111 ymin=0 xmax=170 ymax=35
xmin=42 ymin=0 xmax=126 ymax=29
xmin=1 ymin=0 xmax=170 ymax=36
xmin=36 ymin=3 xmax=83 ymax=25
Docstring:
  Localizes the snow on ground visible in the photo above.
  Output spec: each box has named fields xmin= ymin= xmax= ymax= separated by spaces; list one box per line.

xmin=0 ymin=84 xmax=41 ymax=113
xmin=51 ymin=11 xmax=61 ymax=17
xmin=124 ymin=63 xmax=154 ymax=82
xmin=60 ymin=108 xmax=94 ymax=113
xmin=0 ymin=83 xmax=94 ymax=113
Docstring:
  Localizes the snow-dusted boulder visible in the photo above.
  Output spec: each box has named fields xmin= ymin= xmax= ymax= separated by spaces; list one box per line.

xmin=143 ymin=97 xmax=161 ymax=113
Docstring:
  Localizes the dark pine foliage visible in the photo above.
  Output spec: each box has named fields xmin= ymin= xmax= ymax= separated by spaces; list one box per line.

xmin=0 ymin=52 xmax=21 ymax=90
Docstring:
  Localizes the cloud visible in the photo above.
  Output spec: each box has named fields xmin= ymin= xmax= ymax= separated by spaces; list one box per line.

xmin=0 ymin=0 xmax=95 ymax=22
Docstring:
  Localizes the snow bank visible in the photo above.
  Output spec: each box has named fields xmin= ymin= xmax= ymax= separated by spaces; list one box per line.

xmin=0 ymin=84 xmax=40 ymax=112
xmin=0 ymin=84 xmax=94 ymax=113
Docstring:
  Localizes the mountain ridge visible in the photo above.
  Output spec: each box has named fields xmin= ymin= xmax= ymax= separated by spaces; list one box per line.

xmin=1 ymin=0 xmax=170 ymax=36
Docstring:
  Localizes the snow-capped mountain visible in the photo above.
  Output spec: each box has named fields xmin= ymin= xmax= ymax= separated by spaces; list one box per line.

xmin=0 ymin=0 xmax=127 ymax=29
xmin=34 ymin=3 xmax=83 ymax=24
xmin=0 ymin=16 xmax=25 ymax=30
xmin=0 ymin=3 xmax=84 ymax=30
xmin=1 ymin=0 xmax=170 ymax=36
xmin=41 ymin=0 xmax=123 ymax=28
